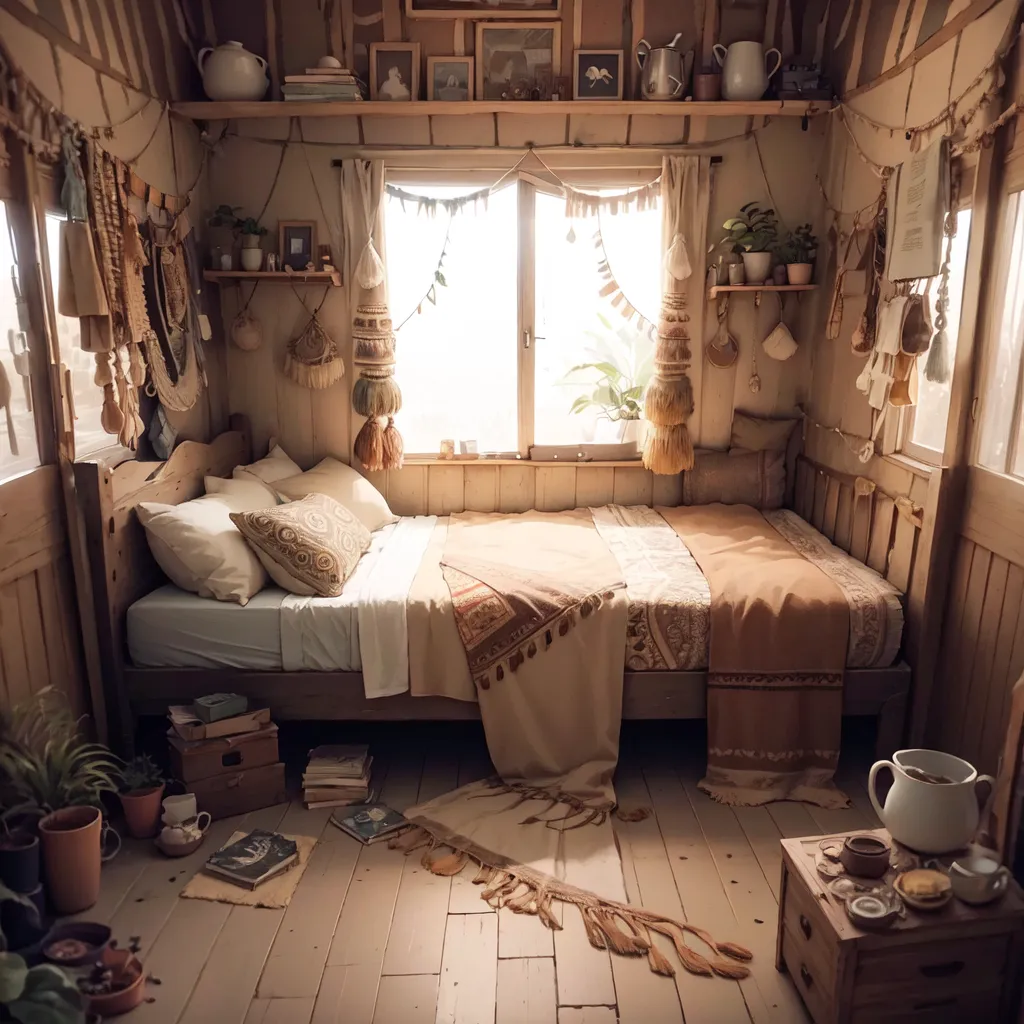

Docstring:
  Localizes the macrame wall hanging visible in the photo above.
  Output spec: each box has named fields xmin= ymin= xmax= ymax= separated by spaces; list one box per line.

xmin=284 ymin=285 xmax=344 ymax=389
xmin=643 ymin=290 xmax=695 ymax=474
xmin=352 ymin=285 xmax=403 ymax=471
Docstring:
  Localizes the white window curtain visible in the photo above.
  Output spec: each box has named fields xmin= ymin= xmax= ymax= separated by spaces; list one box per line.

xmin=643 ymin=155 xmax=711 ymax=474
xmin=340 ymin=158 xmax=404 ymax=470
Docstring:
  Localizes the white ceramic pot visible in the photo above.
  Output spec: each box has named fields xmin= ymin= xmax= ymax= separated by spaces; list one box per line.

xmin=713 ymin=41 xmax=782 ymax=102
xmin=787 ymin=263 xmax=813 ymax=285
xmin=727 ymin=262 xmax=746 ymax=285
xmin=240 ymin=248 xmax=263 ymax=271
xmin=869 ymin=749 xmax=995 ymax=854
xmin=741 ymin=251 xmax=772 ymax=284
xmin=198 ymin=41 xmax=269 ymax=102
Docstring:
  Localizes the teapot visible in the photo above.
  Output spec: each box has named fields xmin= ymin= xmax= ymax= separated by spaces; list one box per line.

xmin=713 ymin=41 xmax=781 ymax=101
xmin=868 ymin=749 xmax=994 ymax=854
xmin=636 ymin=34 xmax=694 ymax=101
xmin=198 ymin=41 xmax=269 ymax=102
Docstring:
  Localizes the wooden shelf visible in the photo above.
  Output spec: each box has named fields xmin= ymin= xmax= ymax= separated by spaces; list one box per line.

xmin=174 ymin=99 xmax=829 ymax=121
xmin=203 ymin=270 xmax=342 ymax=287
xmin=708 ymin=284 xmax=817 ymax=298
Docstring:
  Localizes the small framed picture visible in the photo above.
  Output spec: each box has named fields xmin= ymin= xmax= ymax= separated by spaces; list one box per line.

xmin=278 ymin=221 xmax=317 ymax=271
xmin=370 ymin=42 xmax=421 ymax=101
xmin=573 ymin=50 xmax=623 ymax=100
xmin=476 ymin=22 xmax=561 ymax=101
xmin=427 ymin=56 xmax=475 ymax=101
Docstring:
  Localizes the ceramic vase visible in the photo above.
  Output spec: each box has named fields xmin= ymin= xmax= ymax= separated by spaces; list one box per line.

xmin=713 ymin=41 xmax=782 ymax=101
xmin=240 ymin=248 xmax=263 ymax=272
xmin=119 ymin=783 xmax=165 ymax=839
xmin=787 ymin=263 xmax=813 ymax=285
xmin=198 ymin=41 xmax=269 ymax=101
xmin=741 ymin=251 xmax=772 ymax=284
xmin=727 ymin=262 xmax=746 ymax=286
xmin=38 ymin=807 xmax=119 ymax=914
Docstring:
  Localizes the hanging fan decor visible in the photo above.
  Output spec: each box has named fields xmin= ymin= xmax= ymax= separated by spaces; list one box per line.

xmin=352 ymin=284 xmax=403 ymax=471
xmin=283 ymin=285 xmax=345 ymax=389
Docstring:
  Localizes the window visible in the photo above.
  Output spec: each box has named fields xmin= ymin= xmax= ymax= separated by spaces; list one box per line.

xmin=385 ymin=178 xmax=661 ymax=456
xmin=0 ymin=200 xmax=40 ymax=480
xmin=901 ymin=208 xmax=972 ymax=463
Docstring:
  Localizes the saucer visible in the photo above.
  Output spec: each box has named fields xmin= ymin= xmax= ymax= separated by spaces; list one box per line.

xmin=154 ymin=834 xmax=204 ymax=858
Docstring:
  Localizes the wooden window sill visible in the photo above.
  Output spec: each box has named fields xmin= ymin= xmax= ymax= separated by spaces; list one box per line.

xmin=401 ymin=458 xmax=647 ymax=468
xmin=885 ymin=451 xmax=936 ymax=479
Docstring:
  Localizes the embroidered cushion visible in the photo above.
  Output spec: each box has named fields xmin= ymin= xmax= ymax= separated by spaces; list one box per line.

xmin=272 ymin=457 xmax=397 ymax=533
xmin=231 ymin=493 xmax=371 ymax=598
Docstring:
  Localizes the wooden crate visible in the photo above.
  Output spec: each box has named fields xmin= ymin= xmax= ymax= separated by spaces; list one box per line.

xmin=168 ymin=724 xmax=279 ymax=783
xmin=776 ymin=830 xmax=1024 ymax=1023
xmin=190 ymin=762 xmax=288 ymax=820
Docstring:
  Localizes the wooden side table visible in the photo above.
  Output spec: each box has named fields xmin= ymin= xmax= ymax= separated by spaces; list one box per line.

xmin=776 ymin=829 xmax=1024 ymax=1023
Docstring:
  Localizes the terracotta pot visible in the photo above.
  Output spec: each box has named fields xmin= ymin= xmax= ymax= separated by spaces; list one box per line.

xmin=693 ymin=71 xmax=721 ymax=101
xmin=119 ymin=784 xmax=165 ymax=839
xmin=0 ymin=829 xmax=40 ymax=893
xmin=83 ymin=947 xmax=146 ymax=1018
xmin=786 ymin=262 xmax=813 ymax=285
xmin=38 ymin=807 xmax=119 ymax=915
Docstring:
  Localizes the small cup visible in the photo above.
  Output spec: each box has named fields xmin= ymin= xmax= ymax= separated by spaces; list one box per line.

xmin=840 ymin=835 xmax=891 ymax=878
xmin=949 ymin=854 xmax=1011 ymax=905
xmin=162 ymin=794 xmax=198 ymax=826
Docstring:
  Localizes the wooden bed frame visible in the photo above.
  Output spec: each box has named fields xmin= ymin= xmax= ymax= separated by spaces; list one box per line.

xmin=75 ymin=418 xmax=911 ymax=757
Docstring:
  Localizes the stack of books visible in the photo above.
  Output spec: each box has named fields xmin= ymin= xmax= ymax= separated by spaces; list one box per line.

xmin=303 ymin=744 xmax=372 ymax=808
xmin=283 ymin=66 xmax=363 ymax=102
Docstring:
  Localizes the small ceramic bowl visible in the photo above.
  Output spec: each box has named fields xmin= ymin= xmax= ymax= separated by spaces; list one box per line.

xmin=42 ymin=922 xmax=112 ymax=967
xmin=894 ymin=869 xmax=952 ymax=911
xmin=154 ymin=833 xmax=204 ymax=858
xmin=847 ymin=892 xmax=900 ymax=930
xmin=840 ymin=835 xmax=891 ymax=879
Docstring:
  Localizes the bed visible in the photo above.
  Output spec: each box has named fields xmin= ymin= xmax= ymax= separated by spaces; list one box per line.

xmin=75 ymin=418 xmax=913 ymax=756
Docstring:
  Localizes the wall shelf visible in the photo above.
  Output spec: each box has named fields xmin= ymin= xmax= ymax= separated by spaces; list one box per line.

xmin=203 ymin=270 xmax=342 ymax=287
xmin=708 ymin=284 xmax=817 ymax=298
xmin=174 ymin=99 xmax=829 ymax=121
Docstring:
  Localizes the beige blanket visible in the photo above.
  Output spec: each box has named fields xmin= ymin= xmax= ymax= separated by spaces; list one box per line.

xmin=658 ymin=504 xmax=850 ymax=808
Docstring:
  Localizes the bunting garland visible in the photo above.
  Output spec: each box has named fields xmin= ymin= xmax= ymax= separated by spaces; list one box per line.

xmin=591 ymin=229 xmax=657 ymax=341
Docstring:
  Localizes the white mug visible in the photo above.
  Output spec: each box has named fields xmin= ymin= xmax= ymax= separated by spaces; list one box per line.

xmin=949 ymin=854 xmax=1011 ymax=905
xmin=163 ymin=794 xmax=202 ymax=826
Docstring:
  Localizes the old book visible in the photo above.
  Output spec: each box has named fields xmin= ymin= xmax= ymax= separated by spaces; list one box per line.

xmin=168 ymin=705 xmax=271 ymax=741
xmin=304 ymin=784 xmax=369 ymax=802
xmin=203 ymin=830 xmax=298 ymax=889
xmin=330 ymin=804 xmax=407 ymax=845
xmin=286 ymin=74 xmax=357 ymax=83
xmin=303 ymin=67 xmax=354 ymax=75
xmin=306 ymin=745 xmax=370 ymax=778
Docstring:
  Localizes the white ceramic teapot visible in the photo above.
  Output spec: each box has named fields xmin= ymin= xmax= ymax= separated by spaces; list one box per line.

xmin=868 ymin=749 xmax=994 ymax=854
xmin=712 ymin=41 xmax=781 ymax=101
xmin=198 ymin=41 xmax=269 ymax=102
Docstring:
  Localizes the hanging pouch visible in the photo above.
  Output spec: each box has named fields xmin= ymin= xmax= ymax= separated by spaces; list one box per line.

xmin=875 ymin=296 xmax=908 ymax=356
xmin=900 ymin=292 xmax=933 ymax=355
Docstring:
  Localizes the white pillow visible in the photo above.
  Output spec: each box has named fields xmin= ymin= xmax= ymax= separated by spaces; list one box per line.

xmin=137 ymin=487 xmax=274 ymax=605
xmin=273 ymin=457 xmax=398 ymax=532
xmin=204 ymin=474 xmax=279 ymax=507
xmin=233 ymin=444 xmax=302 ymax=486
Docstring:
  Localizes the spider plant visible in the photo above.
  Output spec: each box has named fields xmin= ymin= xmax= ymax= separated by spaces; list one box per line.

xmin=118 ymin=755 xmax=164 ymax=795
xmin=0 ymin=688 xmax=121 ymax=824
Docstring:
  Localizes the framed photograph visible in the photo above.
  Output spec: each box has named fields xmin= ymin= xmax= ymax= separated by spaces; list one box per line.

xmin=573 ymin=50 xmax=623 ymax=100
xmin=475 ymin=22 xmax=561 ymax=101
xmin=427 ymin=56 xmax=475 ymax=101
xmin=278 ymin=221 xmax=317 ymax=271
xmin=369 ymin=42 xmax=420 ymax=101
xmin=406 ymin=0 xmax=559 ymax=19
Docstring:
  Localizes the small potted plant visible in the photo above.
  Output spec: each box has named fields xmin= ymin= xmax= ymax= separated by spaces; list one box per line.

xmin=78 ymin=941 xmax=146 ymax=1017
xmin=117 ymin=755 xmax=165 ymax=840
xmin=236 ymin=215 xmax=268 ymax=271
xmin=777 ymin=223 xmax=818 ymax=285
xmin=718 ymin=203 xmax=778 ymax=285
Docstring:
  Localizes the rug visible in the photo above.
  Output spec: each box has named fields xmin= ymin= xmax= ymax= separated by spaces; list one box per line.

xmin=180 ymin=832 xmax=317 ymax=909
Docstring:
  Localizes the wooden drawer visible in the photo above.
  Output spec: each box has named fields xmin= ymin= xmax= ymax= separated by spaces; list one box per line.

xmin=191 ymin=762 xmax=287 ymax=820
xmin=169 ymin=725 xmax=279 ymax=782
xmin=850 ymin=987 xmax=1001 ymax=1023
xmin=781 ymin=924 xmax=833 ymax=1024
xmin=781 ymin=862 xmax=837 ymax=991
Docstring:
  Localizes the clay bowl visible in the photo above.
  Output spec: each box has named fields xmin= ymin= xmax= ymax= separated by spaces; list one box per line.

xmin=894 ymin=869 xmax=952 ymax=911
xmin=42 ymin=921 xmax=112 ymax=967
xmin=840 ymin=835 xmax=891 ymax=879
xmin=82 ymin=947 xmax=145 ymax=1018
xmin=154 ymin=834 xmax=204 ymax=858
xmin=846 ymin=892 xmax=900 ymax=931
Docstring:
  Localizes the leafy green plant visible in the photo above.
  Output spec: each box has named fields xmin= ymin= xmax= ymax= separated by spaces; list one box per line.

xmin=118 ymin=755 xmax=163 ymax=795
xmin=207 ymin=205 xmax=267 ymax=236
xmin=0 ymin=688 xmax=121 ymax=824
xmin=776 ymin=223 xmax=818 ymax=264
xmin=716 ymin=202 xmax=779 ymax=254
xmin=236 ymin=217 xmax=267 ymax=237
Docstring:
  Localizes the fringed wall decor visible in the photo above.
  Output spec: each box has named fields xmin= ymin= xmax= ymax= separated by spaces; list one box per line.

xmin=352 ymin=285 xmax=403 ymax=471
xmin=283 ymin=285 xmax=345 ymax=389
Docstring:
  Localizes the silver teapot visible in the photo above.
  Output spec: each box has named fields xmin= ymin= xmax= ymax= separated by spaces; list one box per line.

xmin=636 ymin=33 xmax=694 ymax=100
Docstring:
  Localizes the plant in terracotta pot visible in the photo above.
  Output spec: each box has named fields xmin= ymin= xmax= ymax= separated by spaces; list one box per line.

xmin=0 ymin=689 xmax=122 ymax=916
xmin=116 ymin=756 xmax=165 ymax=840
xmin=78 ymin=943 xmax=146 ymax=1018
xmin=776 ymin=223 xmax=817 ymax=285
xmin=718 ymin=203 xmax=778 ymax=285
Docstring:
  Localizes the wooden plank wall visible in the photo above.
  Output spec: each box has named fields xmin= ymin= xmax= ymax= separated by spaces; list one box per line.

xmin=0 ymin=467 xmax=87 ymax=717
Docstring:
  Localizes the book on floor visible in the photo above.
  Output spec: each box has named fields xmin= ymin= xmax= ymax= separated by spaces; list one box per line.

xmin=306 ymin=744 xmax=370 ymax=778
xmin=330 ymin=804 xmax=408 ymax=844
xmin=202 ymin=830 xmax=298 ymax=889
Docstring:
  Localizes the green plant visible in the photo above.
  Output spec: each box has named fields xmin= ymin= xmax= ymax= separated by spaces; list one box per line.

xmin=118 ymin=755 xmax=163 ymax=795
xmin=0 ymin=883 xmax=84 ymax=1023
xmin=717 ymin=202 xmax=779 ymax=254
xmin=776 ymin=223 xmax=818 ymax=264
xmin=0 ymin=688 xmax=121 ymax=824
xmin=206 ymin=205 xmax=267 ymax=237
xmin=236 ymin=217 xmax=267 ymax=237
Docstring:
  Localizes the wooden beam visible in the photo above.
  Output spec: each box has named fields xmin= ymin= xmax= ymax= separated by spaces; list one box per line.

xmin=845 ymin=0 xmax=873 ymax=94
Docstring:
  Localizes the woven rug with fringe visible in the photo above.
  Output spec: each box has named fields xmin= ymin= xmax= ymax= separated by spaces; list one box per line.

xmin=390 ymin=510 xmax=752 ymax=983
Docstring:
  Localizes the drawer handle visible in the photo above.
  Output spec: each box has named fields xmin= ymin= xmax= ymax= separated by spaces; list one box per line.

xmin=799 ymin=914 xmax=812 ymax=940
xmin=913 ymin=998 xmax=957 ymax=1011
xmin=919 ymin=960 xmax=965 ymax=979
xmin=799 ymin=964 xmax=813 ymax=989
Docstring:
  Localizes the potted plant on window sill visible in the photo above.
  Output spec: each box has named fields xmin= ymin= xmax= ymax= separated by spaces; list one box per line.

xmin=718 ymin=203 xmax=778 ymax=285
xmin=117 ymin=755 xmax=165 ymax=840
xmin=776 ymin=223 xmax=817 ymax=285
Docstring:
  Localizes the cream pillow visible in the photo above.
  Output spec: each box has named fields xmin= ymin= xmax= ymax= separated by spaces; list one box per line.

xmin=233 ymin=444 xmax=302 ymax=486
xmin=730 ymin=412 xmax=798 ymax=452
xmin=137 ymin=487 xmax=273 ymax=605
xmin=204 ymin=474 xmax=279 ymax=507
xmin=683 ymin=449 xmax=785 ymax=510
xmin=231 ymin=494 xmax=371 ymax=598
xmin=273 ymin=457 xmax=397 ymax=533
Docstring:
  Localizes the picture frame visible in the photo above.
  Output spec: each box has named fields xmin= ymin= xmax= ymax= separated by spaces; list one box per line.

xmin=427 ymin=56 xmax=475 ymax=101
xmin=278 ymin=221 xmax=317 ymax=272
xmin=406 ymin=0 xmax=559 ymax=19
xmin=573 ymin=50 xmax=624 ymax=100
xmin=475 ymin=22 xmax=561 ymax=102
xmin=369 ymin=42 xmax=421 ymax=101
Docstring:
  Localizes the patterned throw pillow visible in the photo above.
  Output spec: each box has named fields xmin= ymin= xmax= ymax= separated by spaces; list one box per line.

xmin=230 ymin=493 xmax=371 ymax=598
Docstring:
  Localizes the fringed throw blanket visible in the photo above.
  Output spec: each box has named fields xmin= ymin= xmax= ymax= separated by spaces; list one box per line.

xmin=394 ymin=509 xmax=753 ymax=981
xmin=658 ymin=503 xmax=851 ymax=808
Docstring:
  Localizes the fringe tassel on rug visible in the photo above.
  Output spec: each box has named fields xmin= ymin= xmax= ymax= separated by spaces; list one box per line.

xmin=467 ymin=779 xmax=650 ymax=830
xmin=390 ymin=825 xmax=752 ymax=981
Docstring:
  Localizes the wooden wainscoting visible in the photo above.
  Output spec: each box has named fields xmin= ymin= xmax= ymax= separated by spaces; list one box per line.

xmin=0 ymin=467 xmax=87 ymax=716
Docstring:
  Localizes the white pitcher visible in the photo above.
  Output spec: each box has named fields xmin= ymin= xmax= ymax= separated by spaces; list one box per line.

xmin=712 ymin=41 xmax=781 ymax=101
xmin=198 ymin=41 xmax=269 ymax=102
xmin=868 ymin=749 xmax=994 ymax=854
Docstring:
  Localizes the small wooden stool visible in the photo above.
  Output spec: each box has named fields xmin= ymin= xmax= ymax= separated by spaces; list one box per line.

xmin=776 ymin=829 xmax=1024 ymax=1023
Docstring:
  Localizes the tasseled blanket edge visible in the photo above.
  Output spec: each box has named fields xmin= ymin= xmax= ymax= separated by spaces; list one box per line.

xmin=388 ymin=824 xmax=752 ymax=981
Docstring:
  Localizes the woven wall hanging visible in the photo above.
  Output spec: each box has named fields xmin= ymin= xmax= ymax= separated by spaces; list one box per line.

xmin=283 ymin=285 xmax=344 ymax=389
xmin=352 ymin=285 xmax=403 ymax=471
xmin=643 ymin=289 xmax=695 ymax=474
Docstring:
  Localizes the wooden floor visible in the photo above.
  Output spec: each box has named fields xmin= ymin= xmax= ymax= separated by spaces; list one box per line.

xmin=82 ymin=722 xmax=884 ymax=1024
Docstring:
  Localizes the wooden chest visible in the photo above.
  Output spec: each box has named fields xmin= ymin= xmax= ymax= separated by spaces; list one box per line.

xmin=776 ymin=830 xmax=1024 ymax=1023
xmin=190 ymin=763 xmax=288 ymax=820
xmin=168 ymin=724 xmax=279 ymax=783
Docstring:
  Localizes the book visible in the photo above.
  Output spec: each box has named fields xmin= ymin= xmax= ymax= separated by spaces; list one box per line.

xmin=192 ymin=693 xmax=248 ymax=723
xmin=283 ymin=94 xmax=363 ymax=102
xmin=282 ymin=83 xmax=361 ymax=93
xmin=168 ymin=704 xmax=270 ymax=741
xmin=304 ymin=783 xmax=371 ymax=800
xmin=306 ymin=745 xmax=370 ymax=778
xmin=303 ymin=67 xmax=354 ymax=75
xmin=285 ymin=74 xmax=357 ymax=84
xmin=301 ymin=775 xmax=369 ymax=789
xmin=306 ymin=796 xmax=369 ymax=809
xmin=203 ymin=830 xmax=298 ymax=889
xmin=330 ymin=804 xmax=408 ymax=844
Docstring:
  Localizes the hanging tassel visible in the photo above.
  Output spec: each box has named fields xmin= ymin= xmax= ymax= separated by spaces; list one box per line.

xmin=923 ymin=328 xmax=950 ymax=383
xmin=642 ymin=424 xmax=694 ymax=474
xmin=643 ymin=376 xmax=694 ymax=425
xmin=352 ymin=374 xmax=403 ymax=417
xmin=382 ymin=416 xmax=404 ymax=469
xmin=354 ymin=416 xmax=385 ymax=471
xmin=128 ymin=343 xmax=146 ymax=387
xmin=354 ymin=333 xmax=396 ymax=362
xmin=664 ymin=232 xmax=692 ymax=281
xmin=566 ymin=222 xmax=576 ymax=244
xmin=100 ymin=382 xmax=123 ymax=436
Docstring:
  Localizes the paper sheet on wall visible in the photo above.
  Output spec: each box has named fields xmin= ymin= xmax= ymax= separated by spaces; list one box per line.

xmin=885 ymin=136 xmax=950 ymax=282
